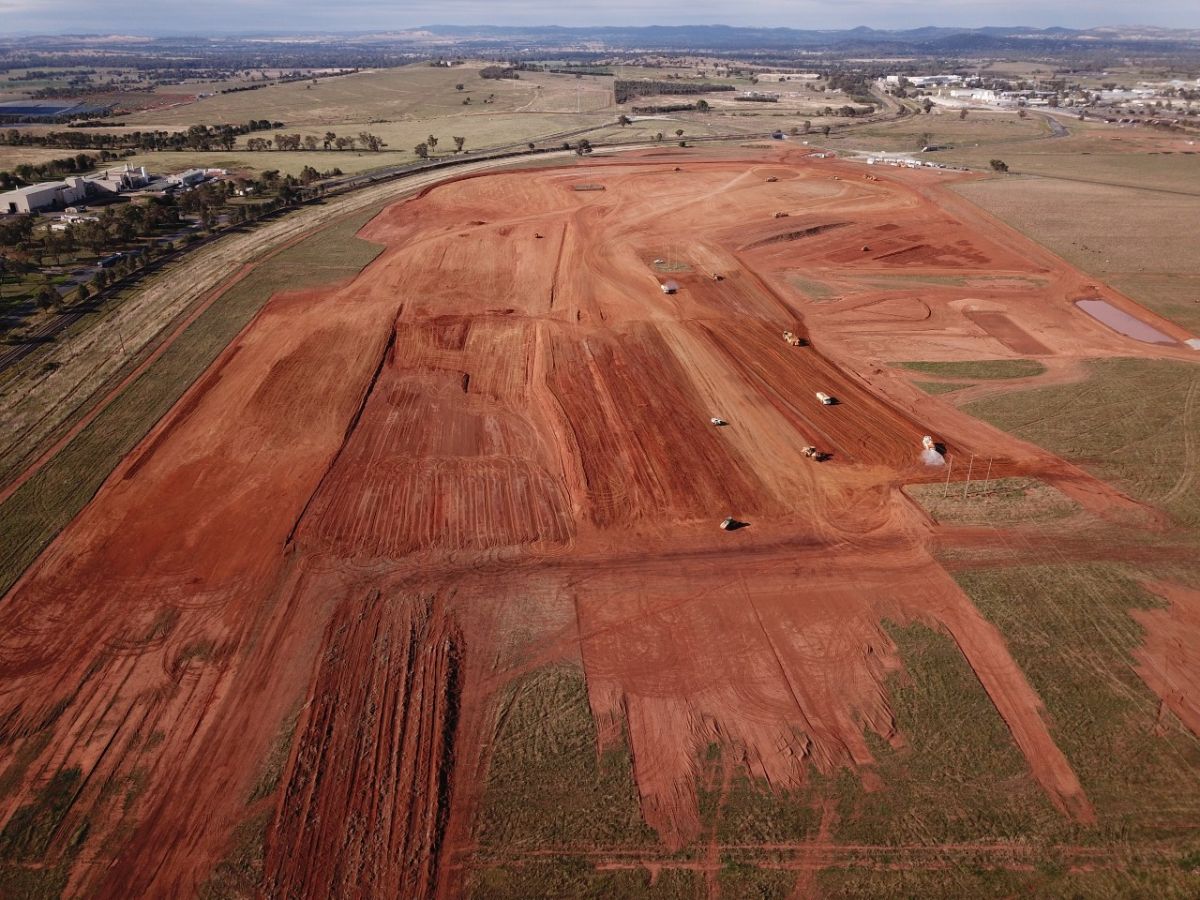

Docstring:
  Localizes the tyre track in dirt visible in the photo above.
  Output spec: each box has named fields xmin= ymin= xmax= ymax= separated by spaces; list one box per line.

xmin=1 ymin=146 xmax=1187 ymax=896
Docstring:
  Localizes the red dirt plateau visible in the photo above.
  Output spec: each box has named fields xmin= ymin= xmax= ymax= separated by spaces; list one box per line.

xmin=3 ymin=146 xmax=1192 ymax=895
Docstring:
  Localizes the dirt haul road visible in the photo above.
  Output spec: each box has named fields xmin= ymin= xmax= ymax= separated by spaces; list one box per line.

xmin=0 ymin=147 xmax=1186 ymax=896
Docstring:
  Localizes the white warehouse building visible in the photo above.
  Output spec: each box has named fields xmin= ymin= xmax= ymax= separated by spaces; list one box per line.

xmin=1 ymin=177 xmax=87 ymax=215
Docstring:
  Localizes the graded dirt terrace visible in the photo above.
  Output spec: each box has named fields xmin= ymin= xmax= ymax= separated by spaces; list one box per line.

xmin=0 ymin=147 xmax=1194 ymax=897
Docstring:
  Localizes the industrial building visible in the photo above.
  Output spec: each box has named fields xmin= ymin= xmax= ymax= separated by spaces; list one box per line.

xmin=0 ymin=165 xmax=151 ymax=215
xmin=1 ymin=177 xmax=87 ymax=214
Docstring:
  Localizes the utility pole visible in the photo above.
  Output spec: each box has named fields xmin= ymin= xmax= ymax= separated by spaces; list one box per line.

xmin=942 ymin=455 xmax=954 ymax=498
xmin=962 ymin=454 xmax=975 ymax=501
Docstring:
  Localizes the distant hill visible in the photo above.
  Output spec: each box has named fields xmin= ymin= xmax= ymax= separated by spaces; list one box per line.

xmin=415 ymin=23 xmax=1200 ymax=53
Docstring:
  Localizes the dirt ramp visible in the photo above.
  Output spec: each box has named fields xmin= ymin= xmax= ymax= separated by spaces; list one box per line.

xmin=265 ymin=593 xmax=462 ymax=899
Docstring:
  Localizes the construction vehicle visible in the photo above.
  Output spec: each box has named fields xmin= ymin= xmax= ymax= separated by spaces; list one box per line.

xmin=535 ymin=232 xmax=544 ymax=239
xmin=710 ymin=417 xmax=727 ymax=426
xmin=720 ymin=516 xmax=737 ymax=530
xmin=782 ymin=331 xmax=806 ymax=347
xmin=766 ymin=176 xmax=779 ymax=182
xmin=921 ymin=435 xmax=946 ymax=466
xmin=711 ymin=272 xmax=724 ymax=281
xmin=802 ymin=446 xmax=829 ymax=462
xmin=660 ymin=280 xmax=679 ymax=295
xmin=774 ymin=211 xmax=789 ymax=218
xmin=816 ymin=392 xmax=835 ymax=405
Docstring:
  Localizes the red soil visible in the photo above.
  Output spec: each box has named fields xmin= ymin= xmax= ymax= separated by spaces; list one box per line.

xmin=0 ymin=146 xmax=1184 ymax=895
xmin=1133 ymin=580 xmax=1200 ymax=739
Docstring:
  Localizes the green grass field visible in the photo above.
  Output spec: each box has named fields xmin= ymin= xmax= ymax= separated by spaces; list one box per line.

xmin=957 ymin=564 xmax=1200 ymax=842
xmin=900 ymin=359 xmax=1047 ymax=380
xmin=0 ymin=203 xmax=387 ymax=597
xmin=964 ymin=358 xmax=1200 ymax=528
xmin=825 ymin=109 xmax=1051 ymax=156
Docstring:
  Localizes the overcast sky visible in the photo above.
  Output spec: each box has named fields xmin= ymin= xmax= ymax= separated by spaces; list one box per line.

xmin=2 ymin=0 xmax=1196 ymax=35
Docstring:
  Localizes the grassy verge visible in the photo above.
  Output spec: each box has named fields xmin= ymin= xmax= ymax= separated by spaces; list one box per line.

xmin=906 ymin=476 xmax=1081 ymax=526
xmin=717 ymin=859 xmax=795 ymax=899
xmin=477 ymin=665 xmax=655 ymax=851
xmin=471 ymin=664 xmax=667 ymax=896
xmin=1108 ymin=274 xmax=1200 ymax=335
xmin=900 ymin=359 xmax=1046 ymax=380
xmin=817 ymin=865 xmax=1200 ymax=899
xmin=470 ymin=859 xmax=704 ymax=900
xmin=0 ymin=203 xmax=387 ymax=597
xmin=915 ymin=380 xmax=972 ymax=395
xmin=715 ymin=769 xmax=820 ymax=846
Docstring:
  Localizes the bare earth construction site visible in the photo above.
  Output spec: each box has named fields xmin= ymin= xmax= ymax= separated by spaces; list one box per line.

xmin=2 ymin=147 xmax=1199 ymax=897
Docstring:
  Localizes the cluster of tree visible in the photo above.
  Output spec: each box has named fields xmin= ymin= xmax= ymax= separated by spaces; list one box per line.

xmin=413 ymin=134 xmax=468 ymax=158
xmin=733 ymin=95 xmax=779 ymax=103
xmin=479 ymin=67 xmax=520 ymax=80
xmin=614 ymin=80 xmax=735 ymax=104
xmin=298 ymin=165 xmax=344 ymax=185
xmin=629 ymin=103 xmax=697 ymax=114
xmin=0 ymin=150 xmax=131 ymax=190
xmin=517 ymin=63 xmax=614 ymax=77
xmin=244 ymin=131 xmax=386 ymax=152
xmin=823 ymin=72 xmax=877 ymax=105
xmin=219 ymin=83 xmax=268 ymax=95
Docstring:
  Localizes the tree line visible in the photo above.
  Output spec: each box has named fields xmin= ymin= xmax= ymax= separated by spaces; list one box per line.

xmin=245 ymin=131 xmax=387 ymax=152
xmin=1 ymin=121 xmax=282 ymax=153
xmin=614 ymin=80 xmax=736 ymax=104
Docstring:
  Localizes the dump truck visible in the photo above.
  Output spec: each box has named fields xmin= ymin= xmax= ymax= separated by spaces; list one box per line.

xmin=766 ymin=176 xmax=779 ymax=183
xmin=802 ymin=446 xmax=829 ymax=462
xmin=816 ymin=392 xmax=835 ymax=405
xmin=782 ymin=331 xmax=805 ymax=347
xmin=661 ymin=280 xmax=679 ymax=295
xmin=711 ymin=417 xmax=727 ymax=426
